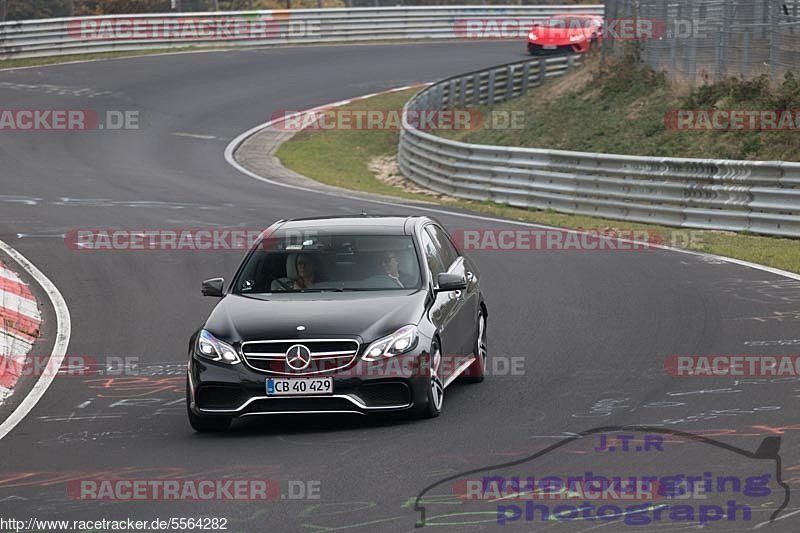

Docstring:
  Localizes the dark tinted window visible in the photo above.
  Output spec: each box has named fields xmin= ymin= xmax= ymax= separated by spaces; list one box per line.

xmin=425 ymin=225 xmax=459 ymax=270
xmin=419 ymin=229 xmax=446 ymax=277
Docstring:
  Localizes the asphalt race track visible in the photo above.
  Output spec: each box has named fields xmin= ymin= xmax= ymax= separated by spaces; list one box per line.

xmin=1 ymin=41 xmax=799 ymax=532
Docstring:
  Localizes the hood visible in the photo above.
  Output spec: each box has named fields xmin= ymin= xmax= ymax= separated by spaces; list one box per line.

xmin=204 ymin=291 xmax=428 ymax=344
xmin=530 ymin=25 xmax=588 ymax=43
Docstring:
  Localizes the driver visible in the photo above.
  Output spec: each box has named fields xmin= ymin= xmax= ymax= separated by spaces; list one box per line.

xmin=293 ymin=253 xmax=317 ymax=289
xmin=377 ymin=250 xmax=411 ymax=288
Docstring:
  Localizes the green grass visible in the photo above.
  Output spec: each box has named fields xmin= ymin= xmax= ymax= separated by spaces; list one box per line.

xmin=442 ymin=53 xmax=800 ymax=162
xmin=275 ymin=87 xmax=800 ymax=274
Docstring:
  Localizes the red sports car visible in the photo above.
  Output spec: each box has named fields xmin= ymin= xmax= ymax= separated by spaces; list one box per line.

xmin=527 ymin=14 xmax=604 ymax=55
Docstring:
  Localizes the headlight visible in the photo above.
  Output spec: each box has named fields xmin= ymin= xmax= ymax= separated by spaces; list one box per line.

xmin=196 ymin=330 xmax=240 ymax=364
xmin=570 ymin=34 xmax=585 ymax=42
xmin=363 ymin=325 xmax=418 ymax=361
xmin=528 ymin=32 xmax=538 ymax=41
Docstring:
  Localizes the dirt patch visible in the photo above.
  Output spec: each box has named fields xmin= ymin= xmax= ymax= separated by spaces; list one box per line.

xmin=535 ymin=57 xmax=598 ymax=105
xmin=368 ymin=155 xmax=448 ymax=199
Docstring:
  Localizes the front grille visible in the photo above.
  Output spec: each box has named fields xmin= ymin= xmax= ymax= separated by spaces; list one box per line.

xmin=244 ymin=397 xmax=361 ymax=414
xmin=241 ymin=338 xmax=360 ymax=375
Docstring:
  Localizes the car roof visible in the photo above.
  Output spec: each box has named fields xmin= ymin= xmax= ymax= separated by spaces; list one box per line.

xmin=274 ymin=215 xmax=432 ymax=236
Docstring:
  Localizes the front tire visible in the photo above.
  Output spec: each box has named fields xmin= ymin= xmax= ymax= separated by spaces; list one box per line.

xmin=419 ymin=343 xmax=444 ymax=418
xmin=462 ymin=310 xmax=487 ymax=383
xmin=186 ymin=379 xmax=231 ymax=432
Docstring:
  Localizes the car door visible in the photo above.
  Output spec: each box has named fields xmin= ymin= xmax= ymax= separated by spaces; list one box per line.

xmin=426 ymin=224 xmax=479 ymax=364
xmin=419 ymin=226 xmax=460 ymax=383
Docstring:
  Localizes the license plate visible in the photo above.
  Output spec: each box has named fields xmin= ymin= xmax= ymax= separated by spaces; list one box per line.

xmin=543 ymin=45 xmax=557 ymax=49
xmin=266 ymin=377 xmax=333 ymax=396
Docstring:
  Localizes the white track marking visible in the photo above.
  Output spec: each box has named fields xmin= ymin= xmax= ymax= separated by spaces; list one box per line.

xmin=754 ymin=507 xmax=800 ymax=528
xmin=224 ymin=87 xmax=800 ymax=284
xmin=0 ymin=240 xmax=71 ymax=441
xmin=172 ymin=132 xmax=225 ymax=141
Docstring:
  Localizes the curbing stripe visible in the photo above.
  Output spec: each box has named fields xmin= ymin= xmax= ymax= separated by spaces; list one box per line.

xmin=0 ymin=240 xmax=71 ymax=440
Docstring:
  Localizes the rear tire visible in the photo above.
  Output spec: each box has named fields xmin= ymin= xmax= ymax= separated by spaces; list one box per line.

xmin=186 ymin=379 xmax=231 ymax=432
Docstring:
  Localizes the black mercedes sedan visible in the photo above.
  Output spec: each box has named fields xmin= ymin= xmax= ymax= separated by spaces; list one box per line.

xmin=186 ymin=215 xmax=487 ymax=431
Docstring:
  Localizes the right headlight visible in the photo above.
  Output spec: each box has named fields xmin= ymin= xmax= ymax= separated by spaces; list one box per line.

xmin=196 ymin=329 xmax=240 ymax=364
xmin=362 ymin=325 xmax=419 ymax=361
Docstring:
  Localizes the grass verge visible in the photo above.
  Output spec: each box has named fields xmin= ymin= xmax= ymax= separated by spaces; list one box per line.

xmin=442 ymin=53 xmax=800 ymax=162
xmin=275 ymin=88 xmax=800 ymax=274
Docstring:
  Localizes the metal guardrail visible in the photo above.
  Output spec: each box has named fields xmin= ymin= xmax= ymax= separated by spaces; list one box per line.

xmin=398 ymin=56 xmax=800 ymax=238
xmin=0 ymin=6 xmax=603 ymax=59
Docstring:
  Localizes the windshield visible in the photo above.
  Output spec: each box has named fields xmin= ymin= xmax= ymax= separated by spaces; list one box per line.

xmin=542 ymin=16 xmax=594 ymax=28
xmin=232 ymin=234 xmax=421 ymax=293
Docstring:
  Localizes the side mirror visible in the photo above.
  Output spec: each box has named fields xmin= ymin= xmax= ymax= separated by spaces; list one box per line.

xmin=435 ymin=272 xmax=467 ymax=293
xmin=201 ymin=278 xmax=225 ymax=297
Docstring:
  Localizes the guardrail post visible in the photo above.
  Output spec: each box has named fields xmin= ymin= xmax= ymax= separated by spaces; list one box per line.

xmin=472 ymin=73 xmax=481 ymax=105
xmin=487 ymin=69 xmax=496 ymax=104
xmin=741 ymin=32 xmax=750 ymax=78
xmin=768 ymin=1 xmax=780 ymax=81
xmin=537 ymin=59 xmax=546 ymax=84
xmin=521 ymin=62 xmax=531 ymax=94
xmin=459 ymin=76 xmax=466 ymax=107
xmin=505 ymin=65 xmax=516 ymax=101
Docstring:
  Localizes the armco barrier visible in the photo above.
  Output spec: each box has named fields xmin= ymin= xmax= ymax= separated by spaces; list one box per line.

xmin=0 ymin=6 xmax=602 ymax=59
xmin=398 ymin=56 xmax=800 ymax=238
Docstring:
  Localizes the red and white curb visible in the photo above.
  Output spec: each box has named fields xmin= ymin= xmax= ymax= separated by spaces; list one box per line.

xmin=0 ymin=260 xmax=42 ymax=402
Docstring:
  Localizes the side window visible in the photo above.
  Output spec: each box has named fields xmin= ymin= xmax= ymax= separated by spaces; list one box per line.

xmin=425 ymin=225 xmax=459 ymax=270
xmin=419 ymin=229 xmax=446 ymax=278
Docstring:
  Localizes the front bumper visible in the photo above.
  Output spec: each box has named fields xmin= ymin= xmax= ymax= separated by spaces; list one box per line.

xmin=188 ymin=351 xmax=430 ymax=418
xmin=527 ymin=42 xmax=586 ymax=55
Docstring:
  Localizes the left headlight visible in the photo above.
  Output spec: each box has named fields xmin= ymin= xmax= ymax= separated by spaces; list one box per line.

xmin=363 ymin=325 xmax=419 ymax=361
xmin=570 ymin=34 xmax=585 ymax=42
xmin=528 ymin=32 xmax=538 ymax=40
xmin=196 ymin=329 xmax=240 ymax=364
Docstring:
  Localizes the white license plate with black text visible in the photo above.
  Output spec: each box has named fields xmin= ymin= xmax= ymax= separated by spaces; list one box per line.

xmin=266 ymin=377 xmax=333 ymax=396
